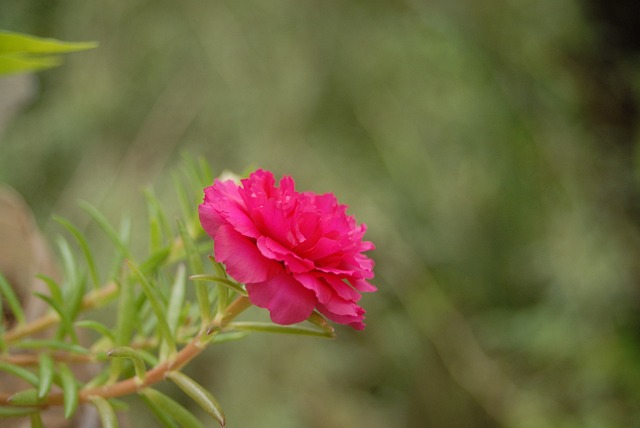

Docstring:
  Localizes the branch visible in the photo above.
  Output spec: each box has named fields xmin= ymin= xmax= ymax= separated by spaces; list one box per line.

xmin=0 ymin=296 xmax=251 ymax=406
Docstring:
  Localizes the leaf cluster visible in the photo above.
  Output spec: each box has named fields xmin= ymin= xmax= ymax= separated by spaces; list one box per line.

xmin=0 ymin=157 xmax=334 ymax=427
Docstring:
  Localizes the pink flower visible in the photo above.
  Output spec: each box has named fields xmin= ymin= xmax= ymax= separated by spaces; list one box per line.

xmin=198 ymin=169 xmax=376 ymax=330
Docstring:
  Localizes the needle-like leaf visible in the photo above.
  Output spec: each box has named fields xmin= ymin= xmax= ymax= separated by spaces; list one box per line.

xmin=128 ymin=261 xmax=176 ymax=355
xmin=167 ymin=371 xmax=225 ymax=427
xmin=107 ymin=347 xmax=147 ymax=381
xmin=54 ymin=215 xmax=100 ymax=289
xmin=37 ymin=353 xmax=54 ymax=399
xmin=89 ymin=396 xmax=119 ymax=428
xmin=177 ymin=220 xmax=209 ymax=325
xmin=142 ymin=388 xmax=204 ymax=428
xmin=80 ymin=201 xmax=131 ymax=259
xmin=228 ymin=322 xmax=335 ymax=338
xmin=188 ymin=274 xmax=247 ymax=296
xmin=0 ymin=272 xmax=26 ymax=326
xmin=58 ymin=363 xmax=79 ymax=419
xmin=0 ymin=361 xmax=39 ymax=386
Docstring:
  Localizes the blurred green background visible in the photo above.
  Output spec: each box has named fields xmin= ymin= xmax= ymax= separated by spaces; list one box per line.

xmin=2 ymin=1 xmax=640 ymax=426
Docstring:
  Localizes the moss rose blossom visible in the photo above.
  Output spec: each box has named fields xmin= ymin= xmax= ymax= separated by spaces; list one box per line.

xmin=198 ymin=169 xmax=375 ymax=330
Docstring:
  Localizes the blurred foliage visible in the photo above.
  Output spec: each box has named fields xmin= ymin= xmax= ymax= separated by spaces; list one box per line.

xmin=2 ymin=0 xmax=640 ymax=427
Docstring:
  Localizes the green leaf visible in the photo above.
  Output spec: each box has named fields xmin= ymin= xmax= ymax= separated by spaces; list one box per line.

xmin=181 ymin=154 xmax=214 ymax=196
xmin=141 ymin=388 xmax=204 ymax=428
xmin=0 ymin=271 xmax=26 ymax=325
xmin=84 ymin=368 xmax=111 ymax=389
xmin=140 ymin=247 xmax=171 ymax=274
xmin=177 ymin=220 xmax=210 ymax=325
xmin=211 ymin=331 xmax=248 ymax=344
xmin=37 ymin=353 xmax=54 ymax=399
xmin=56 ymin=237 xmax=86 ymax=321
xmin=115 ymin=274 xmax=136 ymax=347
xmin=189 ymin=274 xmax=247 ymax=296
xmin=56 ymin=237 xmax=78 ymax=297
xmin=80 ymin=201 xmax=131 ymax=259
xmin=58 ymin=363 xmax=79 ymax=419
xmin=0 ymin=31 xmax=97 ymax=54
xmin=13 ymin=339 xmax=91 ymax=355
xmin=167 ymin=264 xmax=187 ymax=335
xmin=55 ymin=215 xmax=100 ymax=289
xmin=228 ymin=322 xmax=335 ymax=338
xmin=30 ymin=412 xmax=44 ymax=428
xmin=33 ymin=292 xmax=78 ymax=343
xmin=0 ymin=54 xmax=61 ymax=75
xmin=111 ymin=271 xmax=135 ymax=383
xmin=89 ymin=396 xmax=119 ymax=428
xmin=7 ymin=388 xmax=42 ymax=405
xmin=144 ymin=188 xmax=172 ymax=252
xmin=162 ymin=264 xmax=186 ymax=361
xmin=0 ymin=361 xmax=39 ymax=386
xmin=307 ymin=311 xmax=334 ymax=333
xmin=0 ymin=406 xmax=39 ymax=417
xmin=0 ymin=30 xmax=97 ymax=76
xmin=139 ymin=391 xmax=180 ymax=428
xmin=135 ymin=349 xmax=159 ymax=367
xmin=177 ymin=219 xmax=204 ymax=273
xmin=209 ymin=257 xmax=230 ymax=316
xmin=75 ymin=320 xmax=116 ymax=343
xmin=107 ymin=346 xmax=146 ymax=381
xmin=167 ymin=371 xmax=225 ymax=427
xmin=128 ymin=262 xmax=176 ymax=355
xmin=197 ymin=156 xmax=214 ymax=187
xmin=35 ymin=275 xmax=64 ymax=306
xmin=172 ymin=173 xmax=196 ymax=230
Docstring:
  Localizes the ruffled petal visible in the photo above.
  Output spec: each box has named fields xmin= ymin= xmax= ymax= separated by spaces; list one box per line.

xmin=198 ymin=197 xmax=225 ymax=239
xmin=214 ymin=225 xmax=281 ymax=284
xmin=317 ymin=297 xmax=366 ymax=330
xmin=199 ymin=169 xmax=376 ymax=330
xmin=246 ymin=270 xmax=316 ymax=324
xmin=257 ymin=236 xmax=314 ymax=273
xmin=294 ymin=273 xmax=334 ymax=304
xmin=208 ymin=180 xmax=260 ymax=239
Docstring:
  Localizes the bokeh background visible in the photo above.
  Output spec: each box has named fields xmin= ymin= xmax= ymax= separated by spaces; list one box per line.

xmin=2 ymin=1 xmax=640 ymax=427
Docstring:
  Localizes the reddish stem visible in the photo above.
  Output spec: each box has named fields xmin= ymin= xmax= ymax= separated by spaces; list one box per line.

xmin=0 ymin=296 xmax=251 ymax=407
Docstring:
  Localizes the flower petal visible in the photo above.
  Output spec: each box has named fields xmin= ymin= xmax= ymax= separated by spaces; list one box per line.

xmin=317 ymin=297 xmax=366 ymax=330
xmin=294 ymin=273 xmax=334 ymax=304
xmin=214 ymin=225 xmax=281 ymax=284
xmin=198 ymin=197 xmax=224 ymax=239
xmin=207 ymin=180 xmax=259 ymax=239
xmin=257 ymin=236 xmax=314 ymax=273
xmin=199 ymin=169 xmax=376 ymax=330
xmin=246 ymin=270 xmax=316 ymax=325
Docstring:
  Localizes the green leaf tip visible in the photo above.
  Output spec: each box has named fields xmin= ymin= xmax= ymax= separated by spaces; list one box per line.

xmin=7 ymin=388 xmax=42 ymax=406
xmin=89 ymin=396 xmax=119 ymax=428
xmin=0 ymin=31 xmax=97 ymax=76
xmin=0 ymin=31 xmax=97 ymax=54
xmin=107 ymin=346 xmax=147 ymax=381
xmin=0 ymin=271 xmax=26 ymax=326
xmin=37 ymin=353 xmax=55 ymax=399
xmin=141 ymin=388 xmax=204 ymax=428
xmin=58 ymin=363 xmax=79 ymax=419
xmin=127 ymin=261 xmax=176 ymax=355
xmin=167 ymin=371 xmax=225 ymax=427
xmin=0 ymin=361 xmax=39 ymax=386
